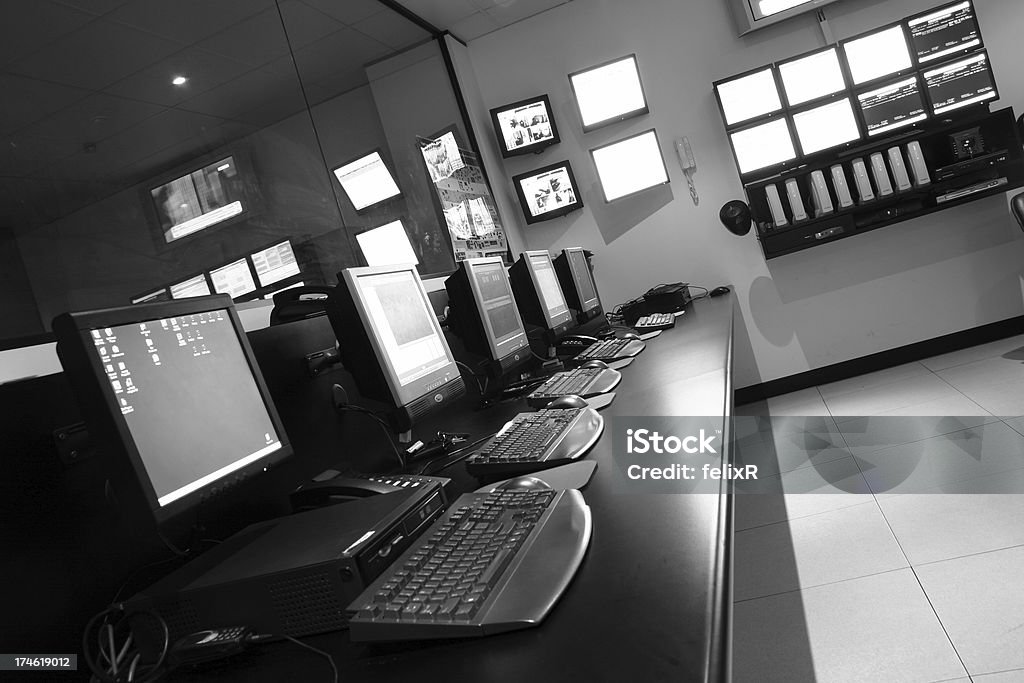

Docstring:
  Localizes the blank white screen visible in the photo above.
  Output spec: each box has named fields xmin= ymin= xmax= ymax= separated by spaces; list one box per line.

xmin=571 ymin=56 xmax=647 ymax=128
xmin=730 ymin=119 xmax=796 ymax=175
xmin=333 ymin=152 xmax=401 ymax=210
xmin=793 ymin=98 xmax=860 ymax=155
xmin=356 ymin=220 xmax=419 ymax=267
xmin=592 ymin=131 xmax=669 ymax=202
xmin=779 ymin=48 xmax=846 ymax=107
xmin=716 ymin=68 xmax=782 ymax=126
xmin=844 ymin=26 xmax=913 ymax=85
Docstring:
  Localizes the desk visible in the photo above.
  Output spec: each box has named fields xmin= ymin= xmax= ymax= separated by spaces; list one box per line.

xmin=186 ymin=295 xmax=735 ymax=683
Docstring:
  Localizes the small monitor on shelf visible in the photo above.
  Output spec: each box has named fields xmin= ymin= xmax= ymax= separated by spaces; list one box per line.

xmin=907 ymin=0 xmax=981 ymax=65
xmin=490 ymin=94 xmax=560 ymax=158
xmin=210 ymin=258 xmax=258 ymax=300
xmin=842 ymin=24 xmax=914 ymax=86
xmin=713 ymin=66 xmax=783 ymax=127
xmin=509 ymin=250 xmax=574 ymax=341
xmin=512 ymin=161 xmax=583 ymax=224
xmin=327 ymin=264 xmax=465 ymax=433
xmin=250 ymin=240 xmax=300 ymax=288
xmin=568 ymin=54 xmax=649 ymax=133
xmin=170 ymin=274 xmax=212 ymax=300
xmin=52 ymin=295 xmax=292 ymax=526
xmin=356 ymin=220 xmax=419 ymax=267
xmin=777 ymin=46 xmax=847 ymax=108
xmin=792 ymin=97 xmax=862 ymax=156
xmin=923 ymin=50 xmax=997 ymax=115
xmin=150 ymin=156 xmax=246 ymax=245
xmin=590 ymin=129 xmax=670 ymax=202
xmin=728 ymin=117 xmax=798 ymax=176
xmin=553 ymin=247 xmax=603 ymax=325
xmin=857 ymin=75 xmax=928 ymax=137
xmin=332 ymin=150 xmax=402 ymax=212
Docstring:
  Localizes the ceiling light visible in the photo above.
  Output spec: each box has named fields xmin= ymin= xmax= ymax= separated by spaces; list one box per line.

xmin=171 ymin=76 xmax=188 ymax=86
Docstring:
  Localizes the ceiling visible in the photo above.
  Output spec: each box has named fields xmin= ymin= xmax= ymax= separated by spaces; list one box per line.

xmin=394 ymin=0 xmax=571 ymax=41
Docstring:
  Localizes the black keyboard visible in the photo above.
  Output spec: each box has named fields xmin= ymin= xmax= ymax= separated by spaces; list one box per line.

xmin=525 ymin=367 xmax=621 ymax=408
xmin=572 ymin=337 xmax=645 ymax=361
xmin=347 ymin=488 xmax=592 ymax=641
xmin=634 ymin=313 xmax=675 ymax=332
xmin=466 ymin=407 xmax=604 ymax=479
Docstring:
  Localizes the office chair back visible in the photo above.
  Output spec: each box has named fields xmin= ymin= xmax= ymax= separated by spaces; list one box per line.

xmin=269 ymin=285 xmax=332 ymax=325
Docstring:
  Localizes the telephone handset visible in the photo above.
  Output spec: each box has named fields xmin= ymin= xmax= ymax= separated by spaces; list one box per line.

xmin=675 ymin=137 xmax=699 ymax=206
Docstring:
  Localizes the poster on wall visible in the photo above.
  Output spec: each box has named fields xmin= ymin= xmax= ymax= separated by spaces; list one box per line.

xmin=417 ymin=127 xmax=507 ymax=263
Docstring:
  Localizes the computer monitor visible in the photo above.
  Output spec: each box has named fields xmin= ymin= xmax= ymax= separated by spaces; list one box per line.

xmin=908 ymin=1 xmax=982 ymax=65
xmin=490 ymin=94 xmax=560 ymax=158
xmin=792 ymin=97 xmax=861 ymax=156
xmin=590 ymin=129 xmax=670 ymax=203
xmin=444 ymin=257 xmax=531 ymax=377
xmin=332 ymin=150 xmax=402 ymax=212
xmin=511 ymin=161 xmax=583 ymax=224
xmin=509 ymin=250 xmax=573 ymax=340
xmin=210 ymin=258 xmax=258 ymax=300
xmin=553 ymin=247 xmax=603 ymax=325
xmin=355 ymin=220 xmax=419 ymax=267
xmin=857 ymin=75 xmax=928 ymax=137
xmin=327 ymin=264 xmax=465 ymax=432
xmin=777 ymin=46 xmax=847 ymax=108
xmin=150 ymin=156 xmax=246 ymax=245
xmin=52 ymin=295 xmax=292 ymax=526
xmin=923 ymin=50 xmax=997 ymax=115
xmin=131 ymin=288 xmax=170 ymax=305
xmin=728 ymin=117 xmax=798 ymax=176
xmin=842 ymin=24 xmax=914 ymax=86
xmin=250 ymin=240 xmax=300 ymax=288
xmin=170 ymin=273 xmax=212 ymax=300
xmin=568 ymin=54 xmax=649 ymax=133
xmin=713 ymin=66 xmax=783 ymax=128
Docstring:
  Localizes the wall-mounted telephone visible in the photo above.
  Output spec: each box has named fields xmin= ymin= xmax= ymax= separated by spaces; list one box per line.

xmin=675 ymin=137 xmax=699 ymax=206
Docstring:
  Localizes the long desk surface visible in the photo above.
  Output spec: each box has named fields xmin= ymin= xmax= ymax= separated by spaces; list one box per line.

xmin=187 ymin=294 xmax=735 ymax=683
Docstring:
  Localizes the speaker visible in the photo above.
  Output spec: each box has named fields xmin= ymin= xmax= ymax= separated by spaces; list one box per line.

xmin=1012 ymin=192 xmax=1024 ymax=232
xmin=719 ymin=200 xmax=751 ymax=235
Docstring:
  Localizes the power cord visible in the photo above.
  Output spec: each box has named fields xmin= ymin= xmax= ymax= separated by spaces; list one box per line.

xmin=418 ymin=431 xmax=496 ymax=475
xmin=331 ymin=386 xmax=404 ymax=469
xmin=84 ymin=606 xmax=169 ymax=683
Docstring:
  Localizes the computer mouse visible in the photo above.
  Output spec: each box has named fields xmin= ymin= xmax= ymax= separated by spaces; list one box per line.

xmin=709 ymin=286 xmax=731 ymax=297
xmin=581 ymin=359 xmax=609 ymax=369
xmin=546 ymin=394 xmax=589 ymax=409
xmin=496 ymin=476 xmax=553 ymax=492
xmin=618 ymin=331 xmax=642 ymax=340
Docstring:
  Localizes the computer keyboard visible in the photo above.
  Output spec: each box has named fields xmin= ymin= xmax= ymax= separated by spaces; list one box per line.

xmin=466 ymin=407 xmax=604 ymax=480
xmin=633 ymin=313 xmax=675 ymax=332
xmin=572 ymin=337 xmax=645 ymax=361
xmin=347 ymin=488 xmax=592 ymax=641
xmin=525 ymin=367 xmax=621 ymax=408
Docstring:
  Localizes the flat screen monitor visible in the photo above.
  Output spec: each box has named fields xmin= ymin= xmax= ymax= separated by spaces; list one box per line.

xmin=446 ymin=258 xmax=529 ymax=370
xmin=489 ymin=94 xmax=560 ymax=158
xmin=923 ymin=50 xmax=997 ymax=115
xmin=908 ymin=1 xmax=981 ymax=64
xmin=356 ymin=220 xmax=419 ymax=267
xmin=714 ymin=67 xmax=783 ymax=127
xmin=131 ymin=288 xmax=170 ymax=305
xmin=52 ymin=295 xmax=291 ymax=524
xmin=842 ymin=25 xmax=914 ymax=86
xmin=511 ymin=161 xmax=583 ymax=223
xmin=857 ymin=75 xmax=928 ymax=136
xmin=793 ymin=97 xmax=861 ymax=155
xmin=509 ymin=250 xmax=573 ymax=335
xmin=210 ymin=259 xmax=257 ymax=300
xmin=778 ymin=47 xmax=847 ymax=108
xmin=729 ymin=118 xmax=797 ymax=175
xmin=332 ymin=151 xmax=401 ymax=212
xmin=590 ymin=129 xmax=670 ymax=203
xmin=327 ymin=264 xmax=463 ymax=430
xmin=554 ymin=247 xmax=602 ymax=323
xmin=150 ymin=156 xmax=245 ymax=244
xmin=569 ymin=54 xmax=649 ymax=132
xmin=251 ymin=240 xmax=300 ymax=288
xmin=170 ymin=274 xmax=212 ymax=300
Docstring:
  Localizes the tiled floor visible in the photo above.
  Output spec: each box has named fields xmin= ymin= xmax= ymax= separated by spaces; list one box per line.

xmin=733 ymin=334 xmax=1024 ymax=682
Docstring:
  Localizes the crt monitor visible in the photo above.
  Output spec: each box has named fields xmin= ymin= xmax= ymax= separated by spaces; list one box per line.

xmin=553 ymin=247 xmax=603 ymax=324
xmin=52 ymin=295 xmax=292 ymax=526
xmin=327 ymin=264 xmax=465 ymax=432
xmin=444 ymin=257 xmax=531 ymax=377
xmin=509 ymin=250 xmax=573 ymax=339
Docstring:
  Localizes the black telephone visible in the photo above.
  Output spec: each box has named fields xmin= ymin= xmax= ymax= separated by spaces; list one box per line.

xmin=555 ymin=334 xmax=599 ymax=356
xmin=289 ymin=472 xmax=451 ymax=511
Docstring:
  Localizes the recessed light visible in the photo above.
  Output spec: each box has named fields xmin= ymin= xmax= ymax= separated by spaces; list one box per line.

xmin=171 ymin=76 xmax=188 ymax=86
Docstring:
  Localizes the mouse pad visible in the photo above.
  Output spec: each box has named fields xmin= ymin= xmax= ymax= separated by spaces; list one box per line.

xmin=639 ymin=330 xmax=662 ymax=341
xmin=585 ymin=392 xmax=615 ymax=410
xmin=476 ymin=460 xmax=599 ymax=493
xmin=607 ymin=357 xmax=634 ymax=371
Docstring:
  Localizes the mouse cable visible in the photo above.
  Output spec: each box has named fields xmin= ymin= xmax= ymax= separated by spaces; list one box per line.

xmin=247 ymin=634 xmax=338 ymax=683
xmin=332 ymin=398 xmax=405 ymax=469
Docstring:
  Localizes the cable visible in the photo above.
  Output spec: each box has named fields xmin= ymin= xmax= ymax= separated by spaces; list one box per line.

xmin=277 ymin=635 xmax=338 ymax=683
xmin=332 ymin=395 xmax=405 ymax=468
xmin=454 ymin=360 xmax=486 ymax=396
xmin=84 ymin=606 xmax=169 ymax=683
xmin=419 ymin=431 xmax=496 ymax=475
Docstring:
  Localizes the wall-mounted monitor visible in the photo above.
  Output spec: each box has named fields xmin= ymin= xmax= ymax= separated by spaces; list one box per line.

xmin=729 ymin=0 xmax=842 ymax=35
xmin=857 ymin=75 xmax=928 ymax=137
xmin=842 ymin=25 xmax=914 ymax=86
xmin=713 ymin=67 xmax=783 ymax=128
xmin=210 ymin=259 xmax=257 ymax=300
xmin=569 ymin=54 xmax=649 ymax=133
xmin=170 ymin=274 xmax=211 ymax=300
xmin=778 ymin=46 xmax=847 ymax=108
xmin=332 ymin=150 xmax=402 ymax=212
xmin=908 ymin=1 xmax=981 ymax=65
xmin=131 ymin=288 xmax=170 ymax=305
xmin=728 ymin=118 xmax=797 ymax=176
xmin=250 ymin=240 xmax=300 ymax=288
xmin=792 ymin=97 xmax=861 ymax=155
xmin=355 ymin=220 xmax=419 ymax=267
xmin=489 ymin=94 xmax=560 ymax=158
xmin=590 ymin=129 xmax=670 ymax=203
xmin=511 ymin=161 xmax=583 ymax=223
xmin=923 ymin=50 xmax=997 ymax=115
xmin=150 ymin=156 xmax=245 ymax=244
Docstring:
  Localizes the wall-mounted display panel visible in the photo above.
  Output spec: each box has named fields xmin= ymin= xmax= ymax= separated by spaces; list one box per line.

xmin=569 ymin=54 xmax=649 ymax=133
xmin=332 ymin=150 xmax=402 ymax=212
xmin=792 ymin=97 xmax=861 ymax=155
xmin=713 ymin=67 xmax=783 ymax=128
xmin=857 ymin=75 xmax=928 ymax=137
xmin=842 ymin=24 xmax=914 ymax=86
xmin=150 ymin=156 xmax=246 ymax=245
xmin=511 ymin=161 xmax=583 ymax=224
xmin=923 ymin=50 xmax=997 ymax=115
xmin=170 ymin=274 xmax=212 ymax=300
xmin=250 ymin=240 xmax=300 ymax=288
xmin=590 ymin=129 xmax=669 ymax=202
xmin=728 ymin=0 xmax=842 ymax=35
xmin=210 ymin=259 xmax=257 ymax=300
xmin=778 ymin=46 xmax=847 ymax=108
xmin=356 ymin=220 xmax=419 ymax=268
xmin=728 ymin=118 xmax=798 ymax=176
xmin=908 ymin=1 xmax=982 ymax=65
xmin=489 ymin=94 xmax=560 ymax=158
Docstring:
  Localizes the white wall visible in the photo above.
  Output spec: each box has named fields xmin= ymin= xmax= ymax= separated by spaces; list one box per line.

xmin=462 ymin=0 xmax=1024 ymax=388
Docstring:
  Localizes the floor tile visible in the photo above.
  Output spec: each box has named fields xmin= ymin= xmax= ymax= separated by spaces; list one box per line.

xmin=735 ymin=456 xmax=873 ymax=531
xmin=734 ymin=502 xmax=908 ymax=601
xmin=837 ymin=411 xmax=997 ymax=457
xmin=752 ymin=388 xmax=832 ymax=417
xmin=817 ymin=361 xmax=932 ymax=400
xmin=973 ymin=670 xmax=1024 ymax=682
xmin=942 ymin=381 xmax=1024 ymax=418
xmin=733 ymin=569 xmax=967 ymax=683
xmin=1006 ymin=417 xmax=1024 ymax=438
xmin=734 ymin=423 xmax=851 ymax=477
xmin=853 ymin=422 xmax=1024 ymax=495
xmin=934 ymin=356 xmax=1024 ymax=393
xmin=824 ymin=374 xmax=969 ymax=422
xmin=921 ymin=334 xmax=1024 ymax=372
xmin=916 ymin=545 xmax=1024 ymax=675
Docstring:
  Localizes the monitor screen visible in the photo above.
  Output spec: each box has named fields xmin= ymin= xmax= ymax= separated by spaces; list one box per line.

xmin=527 ymin=252 xmax=570 ymax=323
xmin=151 ymin=156 xmax=244 ymax=244
xmin=170 ymin=274 xmax=211 ymax=300
xmin=210 ymin=259 xmax=257 ymax=299
xmin=566 ymin=248 xmax=599 ymax=312
xmin=512 ymin=162 xmax=582 ymax=223
xmin=857 ymin=76 xmax=928 ymax=136
xmin=793 ymin=97 xmax=861 ymax=155
xmin=131 ymin=288 xmax=170 ymax=305
xmin=908 ymin=1 xmax=981 ymax=64
xmin=332 ymin=151 xmax=401 ymax=211
xmin=729 ymin=118 xmax=797 ymax=175
xmin=356 ymin=220 xmax=419 ymax=267
xmin=569 ymin=54 xmax=649 ymax=132
xmin=590 ymin=129 xmax=669 ymax=202
xmin=843 ymin=25 xmax=914 ymax=85
xmin=923 ymin=51 xmax=997 ymax=114
xmin=471 ymin=260 xmax=526 ymax=350
xmin=251 ymin=241 xmax=300 ymax=288
xmin=714 ymin=67 xmax=783 ymax=127
xmin=778 ymin=47 xmax=846 ymax=107
xmin=490 ymin=95 xmax=559 ymax=157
